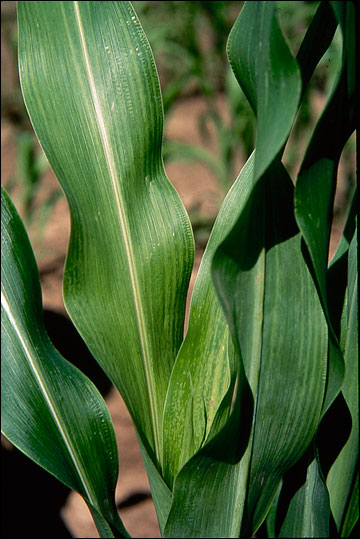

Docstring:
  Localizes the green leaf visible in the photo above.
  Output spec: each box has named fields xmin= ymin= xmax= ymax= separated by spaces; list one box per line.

xmin=265 ymin=481 xmax=282 ymax=539
xmin=215 ymin=161 xmax=328 ymax=536
xmin=161 ymin=155 xmax=256 ymax=490
xmin=164 ymin=4 xmax=329 ymax=536
xmin=341 ymin=473 xmax=359 ymax=538
xmin=18 ymin=0 xmax=194 ymax=471
xmin=279 ymin=455 xmax=330 ymax=538
xmin=327 ymin=220 xmax=358 ymax=534
xmin=294 ymin=0 xmax=356 ymax=415
xmin=227 ymin=1 xmax=301 ymax=179
xmin=164 ymin=159 xmax=328 ymax=538
xmin=1 ymin=187 xmax=128 ymax=539
xmin=296 ymin=1 xmax=338 ymax=102
xmin=137 ymin=434 xmax=172 ymax=535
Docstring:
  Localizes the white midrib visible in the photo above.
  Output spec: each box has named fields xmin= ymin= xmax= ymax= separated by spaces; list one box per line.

xmin=1 ymin=290 xmax=96 ymax=506
xmin=73 ymin=2 xmax=160 ymax=458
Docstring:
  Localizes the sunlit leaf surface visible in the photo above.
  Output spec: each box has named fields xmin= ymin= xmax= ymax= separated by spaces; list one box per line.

xmin=18 ymin=1 xmax=194 ymax=472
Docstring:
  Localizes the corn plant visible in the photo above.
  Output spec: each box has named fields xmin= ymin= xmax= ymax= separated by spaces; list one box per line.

xmin=1 ymin=1 xmax=357 ymax=538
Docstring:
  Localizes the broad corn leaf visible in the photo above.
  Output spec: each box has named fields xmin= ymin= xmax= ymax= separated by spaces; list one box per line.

xmin=164 ymin=3 xmax=329 ymax=537
xmin=279 ymin=206 xmax=358 ymax=539
xmin=1 ymin=187 xmax=128 ymax=538
xmin=214 ymin=162 xmax=328 ymax=535
xmin=275 ymin=4 xmax=357 ymax=536
xmin=17 ymin=1 xmax=194 ymax=474
xmin=165 ymin=158 xmax=328 ymax=538
xmin=13 ymin=1 xmax=357 ymax=538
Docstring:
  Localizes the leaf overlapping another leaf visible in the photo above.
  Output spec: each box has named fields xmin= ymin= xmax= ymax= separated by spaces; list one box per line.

xmin=4 ymin=1 xmax=356 ymax=537
xmin=17 ymin=1 xmax=194 ymax=474
xmin=164 ymin=3 xmax=332 ymax=537
xmin=279 ymin=2 xmax=357 ymax=535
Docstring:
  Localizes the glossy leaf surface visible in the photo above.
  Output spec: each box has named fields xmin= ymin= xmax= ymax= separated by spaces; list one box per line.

xmin=1 ymin=187 xmax=128 ymax=538
xmin=18 ymin=1 xmax=194 ymax=469
xmin=226 ymin=0 xmax=300 ymax=179
xmin=161 ymin=157 xmax=258 ymax=488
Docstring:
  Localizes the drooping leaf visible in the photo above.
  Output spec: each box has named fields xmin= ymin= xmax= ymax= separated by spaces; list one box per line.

xmin=226 ymin=0 xmax=300 ymax=179
xmin=18 ymin=1 xmax=194 ymax=476
xmin=1 ymin=187 xmax=128 ymax=538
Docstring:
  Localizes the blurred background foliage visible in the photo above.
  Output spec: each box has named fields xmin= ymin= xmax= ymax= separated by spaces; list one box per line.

xmin=1 ymin=1 xmax=356 ymax=248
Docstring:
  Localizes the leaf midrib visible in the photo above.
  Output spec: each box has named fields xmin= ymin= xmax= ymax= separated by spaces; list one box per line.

xmin=1 ymin=289 xmax=96 ymax=506
xmin=72 ymin=1 xmax=160 ymax=458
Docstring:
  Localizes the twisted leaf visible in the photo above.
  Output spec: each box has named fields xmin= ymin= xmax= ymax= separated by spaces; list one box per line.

xmin=1 ymin=187 xmax=128 ymax=538
xmin=18 ymin=1 xmax=194 ymax=473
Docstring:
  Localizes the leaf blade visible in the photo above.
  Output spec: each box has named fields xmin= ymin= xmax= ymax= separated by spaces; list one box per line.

xmin=327 ymin=220 xmax=358 ymax=533
xmin=164 ymin=3 xmax=330 ymax=536
xmin=162 ymin=154 xmax=257 ymax=489
xmin=294 ymin=1 xmax=356 ymax=415
xmin=279 ymin=456 xmax=330 ymax=539
xmin=1 ymin=187 xmax=128 ymax=538
xmin=18 ymin=0 xmax=194 ymax=467
xmin=227 ymin=0 xmax=301 ymax=179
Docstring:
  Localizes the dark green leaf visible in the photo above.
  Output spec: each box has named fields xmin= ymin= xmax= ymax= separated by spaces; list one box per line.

xmin=294 ymin=0 xmax=355 ymax=415
xmin=1 ymin=187 xmax=128 ymax=538
xmin=327 ymin=220 xmax=358 ymax=533
xmin=279 ymin=455 xmax=330 ymax=538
